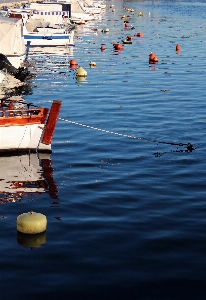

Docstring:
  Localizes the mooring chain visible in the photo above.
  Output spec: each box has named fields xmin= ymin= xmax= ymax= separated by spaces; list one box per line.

xmin=58 ymin=117 xmax=194 ymax=152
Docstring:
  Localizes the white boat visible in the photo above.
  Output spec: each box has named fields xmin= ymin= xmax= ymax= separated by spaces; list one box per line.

xmin=80 ymin=0 xmax=102 ymax=14
xmin=58 ymin=0 xmax=103 ymax=13
xmin=71 ymin=12 xmax=96 ymax=22
xmin=23 ymin=24 xmax=74 ymax=46
xmin=0 ymin=152 xmax=58 ymax=204
xmin=0 ymin=100 xmax=62 ymax=153
xmin=57 ymin=0 xmax=97 ymax=22
xmin=0 ymin=16 xmax=26 ymax=68
xmin=0 ymin=70 xmax=6 ymax=83
xmin=29 ymin=2 xmax=71 ymax=25
xmin=36 ymin=27 xmax=66 ymax=34
xmin=93 ymin=1 xmax=106 ymax=9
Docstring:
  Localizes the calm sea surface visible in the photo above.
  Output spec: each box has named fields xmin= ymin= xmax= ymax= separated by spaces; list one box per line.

xmin=1 ymin=0 xmax=206 ymax=299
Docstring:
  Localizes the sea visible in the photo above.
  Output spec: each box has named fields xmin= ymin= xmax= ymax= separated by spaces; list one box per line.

xmin=0 ymin=0 xmax=206 ymax=299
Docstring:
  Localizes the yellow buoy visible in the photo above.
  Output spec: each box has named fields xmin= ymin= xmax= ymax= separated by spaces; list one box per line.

xmin=138 ymin=12 xmax=143 ymax=16
xmin=76 ymin=77 xmax=87 ymax=83
xmin=76 ymin=66 xmax=87 ymax=77
xmin=17 ymin=211 xmax=47 ymax=234
xmin=102 ymin=28 xmax=109 ymax=33
xmin=89 ymin=61 xmax=96 ymax=67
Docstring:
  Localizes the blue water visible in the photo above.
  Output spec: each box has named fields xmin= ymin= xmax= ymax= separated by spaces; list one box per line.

xmin=1 ymin=1 xmax=206 ymax=299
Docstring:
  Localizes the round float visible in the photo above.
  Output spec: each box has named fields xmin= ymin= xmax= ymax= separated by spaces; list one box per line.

xmin=17 ymin=211 xmax=47 ymax=234
xmin=76 ymin=66 xmax=87 ymax=77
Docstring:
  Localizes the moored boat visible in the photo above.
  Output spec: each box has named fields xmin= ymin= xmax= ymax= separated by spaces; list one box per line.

xmin=0 ymin=16 xmax=26 ymax=68
xmin=23 ymin=24 xmax=74 ymax=46
xmin=0 ymin=100 xmax=62 ymax=153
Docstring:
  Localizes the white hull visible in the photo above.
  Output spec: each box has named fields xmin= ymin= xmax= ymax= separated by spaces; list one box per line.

xmin=83 ymin=7 xmax=101 ymax=14
xmin=37 ymin=27 xmax=66 ymax=34
xmin=0 ymin=100 xmax=62 ymax=153
xmin=24 ymin=30 xmax=74 ymax=46
xmin=0 ymin=123 xmax=47 ymax=152
xmin=71 ymin=12 xmax=96 ymax=21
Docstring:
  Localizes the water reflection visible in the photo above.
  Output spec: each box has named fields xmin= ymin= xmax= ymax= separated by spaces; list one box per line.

xmin=17 ymin=231 xmax=46 ymax=249
xmin=0 ymin=153 xmax=58 ymax=204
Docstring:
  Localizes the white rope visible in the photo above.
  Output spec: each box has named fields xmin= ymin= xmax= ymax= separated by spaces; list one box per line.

xmin=59 ymin=117 xmax=141 ymax=140
xmin=58 ymin=117 xmax=194 ymax=151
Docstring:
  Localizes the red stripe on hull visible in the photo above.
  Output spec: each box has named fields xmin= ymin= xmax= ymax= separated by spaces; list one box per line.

xmin=41 ymin=100 xmax=62 ymax=145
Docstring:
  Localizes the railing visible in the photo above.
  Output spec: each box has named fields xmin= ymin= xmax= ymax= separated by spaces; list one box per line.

xmin=0 ymin=109 xmax=42 ymax=118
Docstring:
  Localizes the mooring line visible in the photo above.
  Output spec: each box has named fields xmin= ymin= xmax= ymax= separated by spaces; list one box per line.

xmin=58 ymin=117 xmax=194 ymax=151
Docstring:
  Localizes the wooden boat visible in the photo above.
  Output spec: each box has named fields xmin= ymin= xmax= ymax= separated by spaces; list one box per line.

xmin=0 ymin=100 xmax=62 ymax=153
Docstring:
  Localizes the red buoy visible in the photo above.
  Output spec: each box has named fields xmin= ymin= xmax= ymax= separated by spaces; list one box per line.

xmin=113 ymin=44 xmax=123 ymax=50
xmin=124 ymin=22 xmax=129 ymax=28
xmin=135 ymin=32 xmax=144 ymax=37
xmin=149 ymin=52 xmax=158 ymax=64
xmin=176 ymin=44 xmax=181 ymax=51
xmin=100 ymin=45 xmax=106 ymax=51
xmin=70 ymin=59 xmax=78 ymax=68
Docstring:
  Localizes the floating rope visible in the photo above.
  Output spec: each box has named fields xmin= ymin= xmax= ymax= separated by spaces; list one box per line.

xmin=58 ymin=117 xmax=194 ymax=152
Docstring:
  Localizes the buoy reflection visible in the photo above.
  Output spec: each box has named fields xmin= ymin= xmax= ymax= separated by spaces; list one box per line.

xmin=17 ymin=231 xmax=46 ymax=249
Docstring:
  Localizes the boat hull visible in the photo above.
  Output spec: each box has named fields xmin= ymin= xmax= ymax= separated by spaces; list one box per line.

xmin=24 ymin=31 xmax=74 ymax=46
xmin=37 ymin=27 xmax=66 ymax=34
xmin=0 ymin=123 xmax=46 ymax=153
xmin=0 ymin=100 xmax=62 ymax=153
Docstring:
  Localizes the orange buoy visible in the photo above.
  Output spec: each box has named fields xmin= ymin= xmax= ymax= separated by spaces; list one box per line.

xmin=113 ymin=44 xmax=123 ymax=50
xmin=124 ymin=21 xmax=129 ymax=28
xmin=135 ymin=32 xmax=144 ymax=37
xmin=70 ymin=59 xmax=78 ymax=68
xmin=149 ymin=60 xmax=158 ymax=65
xmin=149 ymin=52 xmax=158 ymax=64
xmin=100 ymin=45 xmax=106 ymax=51
xmin=176 ymin=44 xmax=181 ymax=51
xmin=149 ymin=52 xmax=155 ymax=60
xmin=70 ymin=59 xmax=78 ymax=65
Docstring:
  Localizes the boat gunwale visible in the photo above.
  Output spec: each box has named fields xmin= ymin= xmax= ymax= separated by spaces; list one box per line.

xmin=0 ymin=107 xmax=49 ymax=126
